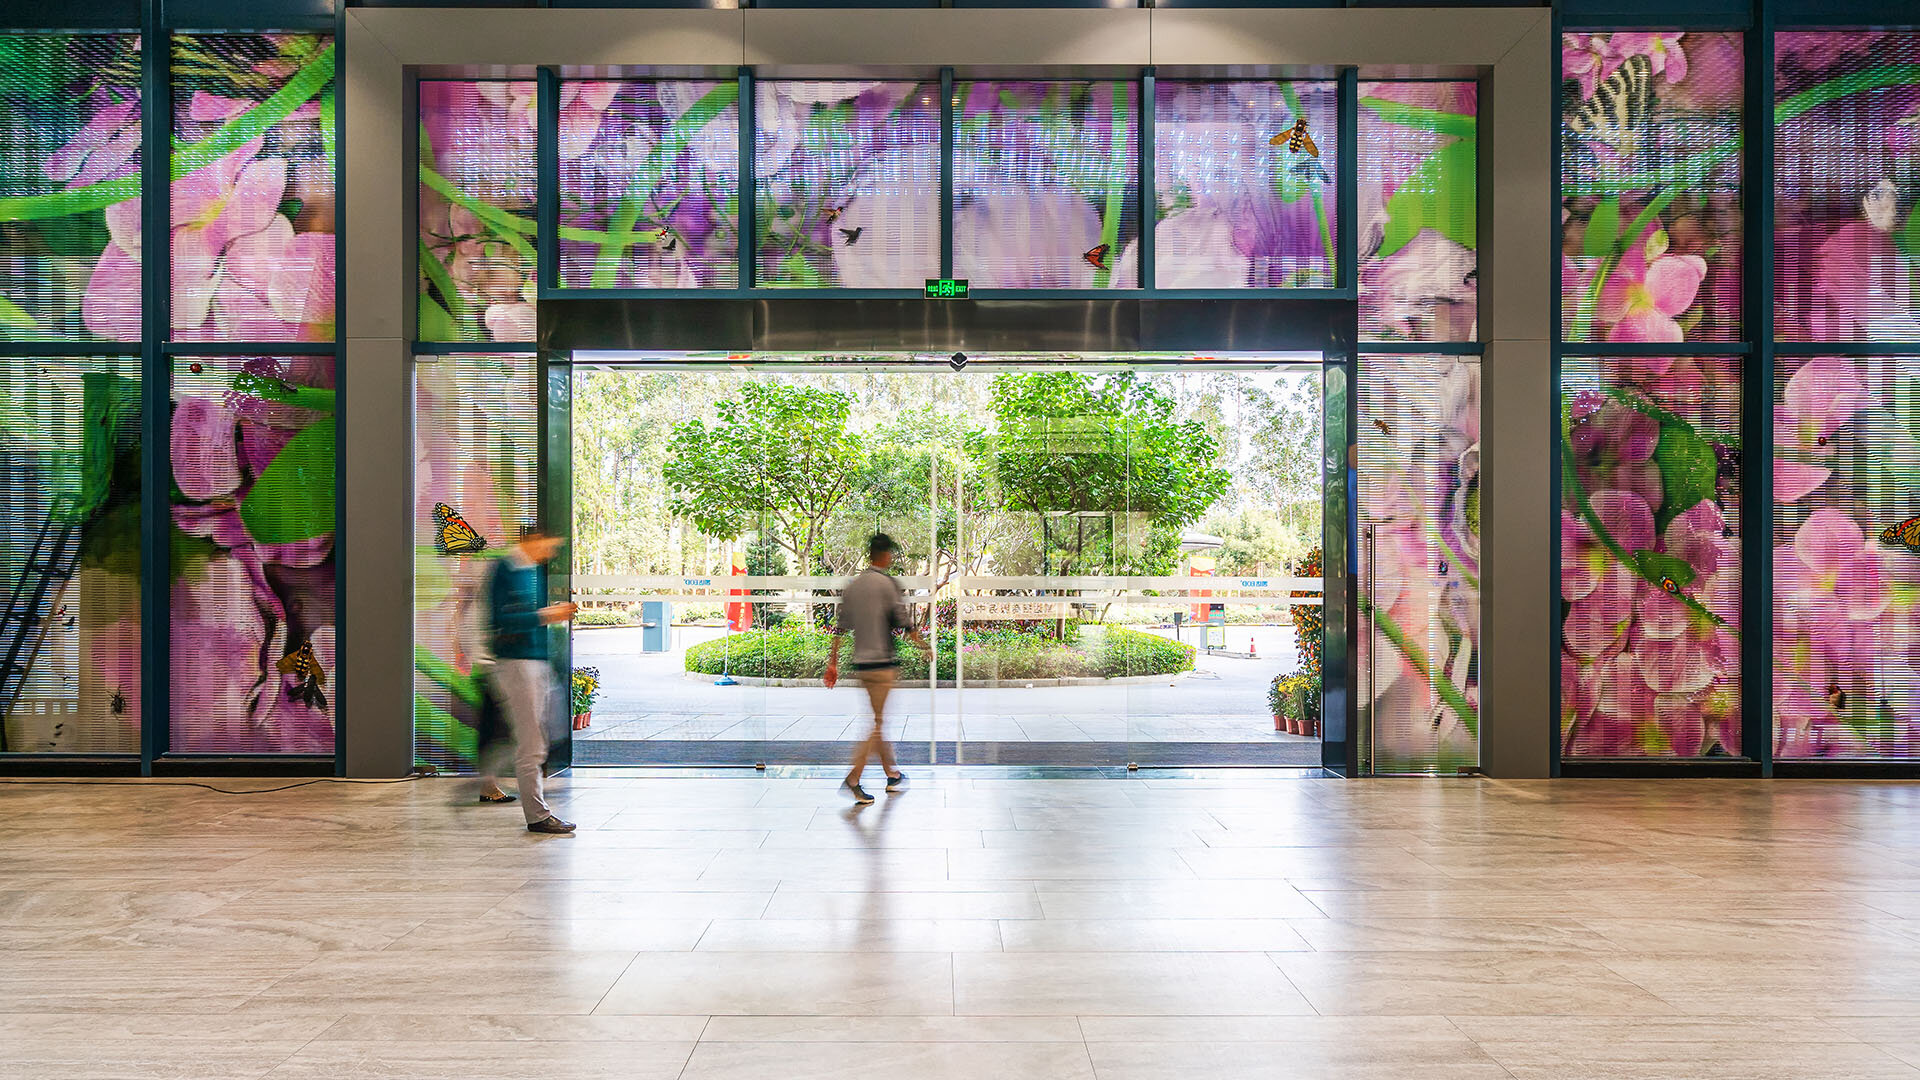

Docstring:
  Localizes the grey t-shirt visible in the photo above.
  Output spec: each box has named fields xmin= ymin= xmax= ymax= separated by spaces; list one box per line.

xmin=838 ymin=566 xmax=909 ymax=667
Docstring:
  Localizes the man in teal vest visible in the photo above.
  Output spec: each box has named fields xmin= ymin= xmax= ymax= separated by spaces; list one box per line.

xmin=488 ymin=526 xmax=577 ymax=834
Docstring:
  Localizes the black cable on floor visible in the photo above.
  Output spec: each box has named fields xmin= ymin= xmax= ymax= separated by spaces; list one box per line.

xmin=0 ymin=774 xmax=429 ymax=795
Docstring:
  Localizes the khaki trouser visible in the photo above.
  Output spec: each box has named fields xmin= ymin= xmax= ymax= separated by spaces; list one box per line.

xmin=847 ymin=665 xmax=898 ymax=784
xmin=487 ymin=659 xmax=556 ymax=825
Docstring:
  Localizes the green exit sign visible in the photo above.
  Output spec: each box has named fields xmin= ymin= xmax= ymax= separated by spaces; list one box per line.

xmin=924 ymin=278 xmax=970 ymax=299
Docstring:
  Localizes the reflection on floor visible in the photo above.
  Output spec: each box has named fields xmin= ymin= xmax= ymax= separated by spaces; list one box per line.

xmin=6 ymin=772 xmax=1920 ymax=1079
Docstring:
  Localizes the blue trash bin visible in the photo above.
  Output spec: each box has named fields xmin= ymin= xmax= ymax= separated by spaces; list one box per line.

xmin=641 ymin=600 xmax=670 ymax=653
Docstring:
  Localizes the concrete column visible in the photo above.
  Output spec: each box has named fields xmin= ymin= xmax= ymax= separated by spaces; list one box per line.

xmin=1477 ymin=16 xmax=1554 ymax=778
xmin=342 ymin=16 xmax=414 ymax=777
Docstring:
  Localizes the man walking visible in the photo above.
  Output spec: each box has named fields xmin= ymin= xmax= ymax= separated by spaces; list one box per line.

xmin=826 ymin=533 xmax=930 ymax=804
xmin=487 ymin=527 xmax=578 ymax=834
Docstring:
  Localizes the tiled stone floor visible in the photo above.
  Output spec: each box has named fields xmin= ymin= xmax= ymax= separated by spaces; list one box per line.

xmin=5 ymin=770 xmax=1920 ymax=1078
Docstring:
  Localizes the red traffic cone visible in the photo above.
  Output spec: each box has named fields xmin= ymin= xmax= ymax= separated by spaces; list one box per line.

xmin=1249 ymin=638 xmax=1257 ymax=657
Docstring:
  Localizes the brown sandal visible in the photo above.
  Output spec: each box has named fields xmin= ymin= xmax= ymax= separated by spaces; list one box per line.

xmin=479 ymin=792 xmax=518 ymax=804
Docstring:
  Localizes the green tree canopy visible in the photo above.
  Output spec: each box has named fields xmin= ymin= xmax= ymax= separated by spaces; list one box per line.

xmin=661 ymin=382 xmax=865 ymax=572
xmin=988 ymin=371 xmax=1231 ymax=574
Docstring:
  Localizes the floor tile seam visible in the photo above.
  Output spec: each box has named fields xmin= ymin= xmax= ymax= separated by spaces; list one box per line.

xmin=586 ymin=950 xmax=646 ymax=1017
xmin=669 ymin=1015 xmax=710 ymax=1080
xmin=1260 ymin=948 xmax=1323 ymax=1017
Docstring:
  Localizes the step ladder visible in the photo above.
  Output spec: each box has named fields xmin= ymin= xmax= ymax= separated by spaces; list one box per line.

xmin=0 ymin=493 xmax=86 ymax=752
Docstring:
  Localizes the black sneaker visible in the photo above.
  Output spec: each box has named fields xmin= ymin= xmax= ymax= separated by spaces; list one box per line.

xmin=526 ymin=816 xmax=577 ymax=835
xmin=885 ymin=772 xmax=908 ymax=792
xmin=841 ymin=779 xmax=875 ymax=805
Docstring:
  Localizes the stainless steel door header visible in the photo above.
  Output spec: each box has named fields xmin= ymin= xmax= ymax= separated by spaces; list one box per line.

xmin=539 ymin=297 xmax=1355 ymax=357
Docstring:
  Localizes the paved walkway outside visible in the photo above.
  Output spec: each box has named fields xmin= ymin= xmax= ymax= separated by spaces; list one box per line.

xmin=7 ymin=772 xmax=1920 ymax=1078
xmin=576 ymin=624 xmax=1304 ymax=746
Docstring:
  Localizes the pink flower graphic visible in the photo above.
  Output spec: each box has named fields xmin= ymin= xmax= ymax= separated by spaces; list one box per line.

xmin=1598 ymin=229 xmax=1708 ymax=343
xmin=1608 ymin=33 xmax=1689 ymax=85
xmin=1773 ymin=358 xmax=1868 ymax=503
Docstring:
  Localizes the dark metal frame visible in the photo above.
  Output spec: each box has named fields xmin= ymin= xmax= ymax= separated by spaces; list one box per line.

xmin=0 ymin=2 xmax=343 ymax=775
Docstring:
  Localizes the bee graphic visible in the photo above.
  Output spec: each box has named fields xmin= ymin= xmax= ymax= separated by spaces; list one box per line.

xmin=1269 ymin=116 xmax=1321 ymax=158
xmin=1083 ymin=243 xmax=1111 ymax=271
xmin=1371 ymin=418 xmax=1392 ymax=436
xmin=277 ymin=640 xmax=328 ymax=710
xmin=839 ymin=227 xmax=864 ymax=246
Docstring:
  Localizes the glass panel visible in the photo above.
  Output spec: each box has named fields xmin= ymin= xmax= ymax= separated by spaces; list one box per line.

xmin=168 ymin=33 xmax=335 ymax=343
xmin=413 ymin=354 xmax=539 ymax=773
xmin=0 ymin=32 xmax=142 ymax=342
xmin=1560 ymin=356 xmax=1742 ymax=758
xmin=1775 ymin=32 xmax=1920 ymax=341
xmin=169 ymin=355 xmax=336 ymax=753
xmin=558 ymin=80 xmax=741 ymax=289
xmin=755 ymin=80 xmax=941 ymax=288
xmin=1153 ymin=80 xmax=1338 ymax=289
xmin=1358 ymin=81 xmax=1477 ymax=341
xmin=567 ymin=367 xmax=770 ymax=764
xmin=954 ymin=80 xmax=1138 ymax=289
xmin=1357 ymin=355 xmax=1481 ymax=773
xmin=419 ymin=81 xmax=538 ymax=343
xmin=1773 ymin=356 xmax=1920 ymax=759
xmin=0 ymin=357 xmax=142 ymax=753
xmin=1560 ymin=32 xmax=1744 ymax=344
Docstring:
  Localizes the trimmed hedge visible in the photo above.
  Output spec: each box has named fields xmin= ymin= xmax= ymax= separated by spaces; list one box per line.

xmin=683 ymin=624 xmax=1194 ymax=681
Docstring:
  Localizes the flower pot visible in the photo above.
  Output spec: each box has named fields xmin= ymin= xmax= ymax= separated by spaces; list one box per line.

xmin=572 ymin=712 xmax=591 ymax=731
xmin=1273 ymin=713 xmax=1285 ymax=731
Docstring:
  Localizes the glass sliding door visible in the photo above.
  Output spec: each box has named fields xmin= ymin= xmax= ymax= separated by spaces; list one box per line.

xmin=567 ymin=357 xmax=1326 ymax=769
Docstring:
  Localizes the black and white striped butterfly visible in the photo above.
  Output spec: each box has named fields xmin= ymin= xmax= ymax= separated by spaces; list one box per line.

xmin=1567 ymin=54 xmax=1654 ymax=157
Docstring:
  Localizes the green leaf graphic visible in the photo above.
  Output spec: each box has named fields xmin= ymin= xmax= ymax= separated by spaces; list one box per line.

xmin=239 ymin=417 xmax=336 ymax=545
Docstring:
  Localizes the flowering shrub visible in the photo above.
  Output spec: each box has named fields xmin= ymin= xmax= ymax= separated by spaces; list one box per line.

xmin=1774 ymin=32 xmax=1920 ymax=340
xmin=571 ymin=666 xmax=601 ymax=714
xmin=1561 ymin=357 xmax=1741 ymax=757
xmin=683 ymin=624 xmax=1191 ymax=681
xmin=1560 ymin=32 xmax=1743 ymax=343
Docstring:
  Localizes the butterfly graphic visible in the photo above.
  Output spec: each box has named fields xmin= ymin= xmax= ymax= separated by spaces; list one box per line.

xmin=839 ymin=227 xmax=864 ymax=246
xmin=1269 ymin=116 xmax=1320 ymax=158
xmin=1083 ymin=243 xmax=1111 ymax=271
xmin=433 ymin=502 xmax=488 ymax=556
xmin=277 ymin=640 xmax=328 ymax=710
xmin=1567 ymin=53 xmax=1653 ymax=157
xmin=1879 ymin=515 xmax=1920 ymax=554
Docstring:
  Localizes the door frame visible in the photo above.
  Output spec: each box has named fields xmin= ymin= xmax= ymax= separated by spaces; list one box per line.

xmin=541 ymin=295 xmax=1356 ymax=771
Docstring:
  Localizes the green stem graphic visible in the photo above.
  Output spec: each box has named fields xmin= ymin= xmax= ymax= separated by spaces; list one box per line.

xmin=1361 ymin=595 xmax=1479 ymax=737
xmin=1094 ymin=84 xmax=1128 ymax=289
xmin=1281 ymin=83 xmax=1337 ymax=269
xmin=591 ymin=82 xmax=739 ymax=287
xmin=1356 ymin=98 xmax=1477 ymax=137
xmin=1559 ymin=428 xmax=1731 ymax=631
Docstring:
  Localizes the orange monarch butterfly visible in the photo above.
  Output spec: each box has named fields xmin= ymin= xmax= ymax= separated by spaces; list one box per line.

xmin=1880 ymin=515 xmax=1920 ymax=554
xmin=433 ymin=502 xmax=488 ymax=556
xmin=1083 ymin=243 xmax=1111 ymax=271
xmin=1269 ymin=117 xmax=1320 ymax=158
xmin=277 ymin=640 xmax=328 ymax=710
